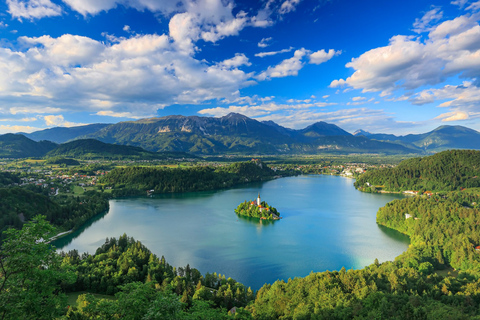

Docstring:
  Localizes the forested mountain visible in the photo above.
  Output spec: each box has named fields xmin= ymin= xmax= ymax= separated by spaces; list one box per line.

xmin=46 ymin=139 xmax=194 ymax=160
xmin=354 ymin=125 xmax=480 ymax=152
xmin=0 ymin=134 xmax=195 ymax=159
xmin=21 ymin=123 xmax=110 ymax=143
xmin=78 ymin=113 xmax=415 ymax=155
xmin=13 ymin=115 xmax=480 ymax=156
xmin=0 ymin=134 xmax=57 ymax=158
xmin=355 ymin=150 xmax=480 ymax=192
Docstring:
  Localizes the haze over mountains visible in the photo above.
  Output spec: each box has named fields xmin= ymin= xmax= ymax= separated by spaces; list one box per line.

xmin=4 ymin=113 xmax=480 ymax=158
xmin=353 ymin=125 xmax=480 ymax=152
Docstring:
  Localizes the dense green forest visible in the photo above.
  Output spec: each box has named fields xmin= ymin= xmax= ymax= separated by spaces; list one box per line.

xmin=234 ymin=200 xmax=280 ymax=220
xmin=0 ymin=187 xmax=109 ymax=241
xmin=102 ymin=160 xmax=283 ymax=196
xmin=61 ymin=234 xmax=255 ymax=315
xmin=354 ymin=150 xmax=480 ymax=192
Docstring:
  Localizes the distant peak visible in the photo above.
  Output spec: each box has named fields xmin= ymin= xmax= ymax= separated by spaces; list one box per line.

xmin=222 ymin=112 xmax=248 ymax=119
xmin=353 ymin=129 xmax=371 ymax=136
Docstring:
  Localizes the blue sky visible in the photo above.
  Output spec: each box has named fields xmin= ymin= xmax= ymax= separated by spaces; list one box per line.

xmin=1 ymin=0 xmax=480 ymax=134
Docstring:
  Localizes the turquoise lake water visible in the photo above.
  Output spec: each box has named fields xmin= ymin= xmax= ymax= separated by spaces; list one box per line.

xmin=54 ymin=175 xmax=409 ymax=290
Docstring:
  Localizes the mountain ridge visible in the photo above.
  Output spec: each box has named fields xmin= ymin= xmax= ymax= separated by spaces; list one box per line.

xmin=10 ymin=113 xmax=480 ymax=155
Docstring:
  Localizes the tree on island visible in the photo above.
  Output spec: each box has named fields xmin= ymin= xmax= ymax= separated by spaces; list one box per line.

xmin=235 ymin=193 xmax=280 ymax=220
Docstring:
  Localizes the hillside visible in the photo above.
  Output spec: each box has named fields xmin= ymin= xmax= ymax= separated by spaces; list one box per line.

xmin=0 ymin=134 xmax=57 ymax=158
xmin=46 ymin=139 xmax=194 ymax=160
xmin=21 ymin=123 xmax=110 ymax=143
xmin=354 ymin=149 xmax=480 ymax=192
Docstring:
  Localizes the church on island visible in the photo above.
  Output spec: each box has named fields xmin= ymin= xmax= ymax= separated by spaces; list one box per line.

xmin=235 ymin=193 xmax=280 ymax=220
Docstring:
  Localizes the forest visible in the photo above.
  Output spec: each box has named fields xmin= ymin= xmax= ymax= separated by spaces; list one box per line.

xmin=102 ymin=160 xmax=284 ymax=196
xmin=354 ymin=150 xmax=480 ymax=192
xmin=0 ymin=187 xmax=109 ymax=242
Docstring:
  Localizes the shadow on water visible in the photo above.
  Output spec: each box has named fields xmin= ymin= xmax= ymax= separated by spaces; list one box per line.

xmin=52 ymin=209 xmax=110 ymax=249
xmin=236 ymin=214 xmax=279 ymax=227
xmin=377 ymin=224 xmax=410 ymax=244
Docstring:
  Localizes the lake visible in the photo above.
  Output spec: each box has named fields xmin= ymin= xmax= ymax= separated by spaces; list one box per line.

xmin=54 ymin=175 xmax=409 ymax=290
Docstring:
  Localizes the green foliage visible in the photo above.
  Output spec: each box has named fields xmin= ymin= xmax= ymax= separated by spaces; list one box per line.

xmin=61 ymin=234 xmax=255 ymax=312
xmin=45 ymin=157 xmax=80 ymax=166
xmin=377 ymin=192 xmax=480 ymax=270
xmin=355 ymin=150 xmax=480 ymax=192
xmin=102 ymin=160 xmax=278 ymax=195
xmin=0 ymin=172 xmax=20 ymax=187
xmin=0 ymin=187 xmax=109 ymax=242
xmin=0 ymin=215 xmax=75 ymax=320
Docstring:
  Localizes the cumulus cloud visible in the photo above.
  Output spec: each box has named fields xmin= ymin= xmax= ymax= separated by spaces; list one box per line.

xmin=257 ymin=49 xmax=307 ymax=80
xmin=7 ymin=0 xmax=62 ymax=20
xmin=218 ymin=53 xmax=252 ymax=68
xmin=198 ymin=99 xmax=335 ymax=120
xmin=330 ymin=11 xmax=480 ymax=99
xmin=309 ymin=49 xmax=341 ymax=64
xmin=44 ymin=114 xmax=82 ymax=127
xmin=61 ymin=0 xmax=183 ymax=16
xmin=435 ymin=111 xmax=469 ymax=121
xmin=0 ymin=124 xmax=42 ymax=134
xmin=0 ymin=33 xmax=253 ymax=119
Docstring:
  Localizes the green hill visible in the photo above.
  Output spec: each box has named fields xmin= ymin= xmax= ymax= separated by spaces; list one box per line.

xmin=0 ymin=134 xmax=57 ymax=158
xmin=46 ymin=139 xmax=195 ymax=160
xmin=354 ymin=149 xmax=480 ymax=192
xmin=21 ymin=123 xmax=110 ymax=143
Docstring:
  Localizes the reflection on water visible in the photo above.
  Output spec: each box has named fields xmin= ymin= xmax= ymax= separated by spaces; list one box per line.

xmin=55 ymin=175 xmax=410 ymax=290
xmin=53 ymin=210 xmax=109 ymax=248
xmin=377 ymin=224 xmax=410 ymax=244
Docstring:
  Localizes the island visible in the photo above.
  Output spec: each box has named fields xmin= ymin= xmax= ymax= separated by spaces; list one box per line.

xmin=235 ymin=193 xmax=280 ymax=220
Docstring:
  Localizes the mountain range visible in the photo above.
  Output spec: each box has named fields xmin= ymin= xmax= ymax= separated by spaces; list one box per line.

xmin=353 ymin=125 xmax=480 ymax=152
xmin=3 ymin=113 xmax=480 ymax=158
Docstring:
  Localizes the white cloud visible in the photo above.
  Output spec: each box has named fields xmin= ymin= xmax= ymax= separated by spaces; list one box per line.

xmin=352 ymin=96 xmax=366 ymax=101
xmin=0 ymin=124 xmax=42 ymax=134
xmin=331 ymin=11 xmax=480 ymax=97
xmin=44 ymin=114 xmax=82 ymax=127
xmin=61 ymin=0 xmax=183 ymax=16
xmin=435 ymin=111 xmax=469 ymax=121
xmin=0 ymin=33 xmax=253 ymax=119
xmin=451 ymin=0 xmax=469 ymax=8
xmin=309 ymin=49 xmax=340 ymax=64
xmin=412 ymin=7 xmax=443 ymax=33
xmin=95 ymin=110 xmax=145 ymax=119
xmin=255 ymin=47 xmax=294 ymax=58
xmin=258 ymin=37 xmax=273 ymax=48
xmin=279 ymin=0 xmax=302 ymax=15
xmin=7 ymin=0 xmax=62 ymax=20
xmin=218 ymin=53 xmax=251 ymax=68
xmin=257 ymin=49 xmax=307 ymax=80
